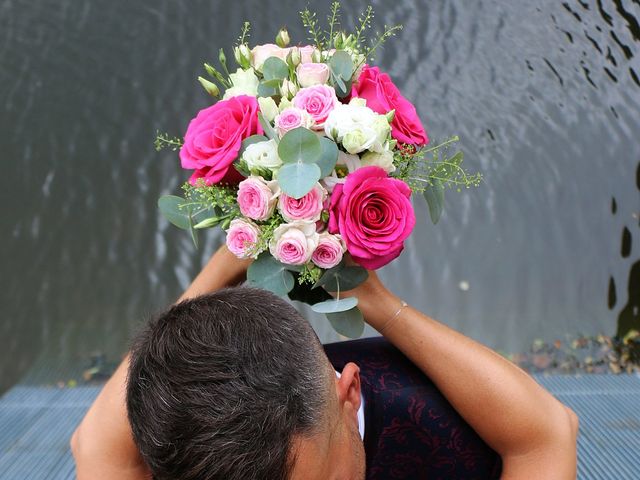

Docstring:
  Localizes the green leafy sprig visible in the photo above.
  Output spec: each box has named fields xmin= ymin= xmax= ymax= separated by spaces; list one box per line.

xmin=154 ymin=131 xmax=183 ymax=152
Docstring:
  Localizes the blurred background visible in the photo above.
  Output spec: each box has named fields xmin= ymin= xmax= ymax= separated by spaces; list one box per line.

xmin=1 ymin=0 xmax=639 ymax=394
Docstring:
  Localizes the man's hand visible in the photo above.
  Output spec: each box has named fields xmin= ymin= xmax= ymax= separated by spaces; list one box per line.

xmin=342 ymin=267 xmax=579 ymax=479
xmin=71 ymin=244 xmax=251 ymax=480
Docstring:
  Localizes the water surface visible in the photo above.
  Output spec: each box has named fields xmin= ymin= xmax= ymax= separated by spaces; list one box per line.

xmin=1 ymin=0 xmax=639 ymax=393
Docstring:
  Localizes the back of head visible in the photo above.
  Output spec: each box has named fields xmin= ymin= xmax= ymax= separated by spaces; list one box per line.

xmin=126 ymin=287 xmax=330 ymax=480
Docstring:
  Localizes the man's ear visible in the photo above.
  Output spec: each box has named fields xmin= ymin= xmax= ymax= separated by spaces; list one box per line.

xmin=336 ymin=362 xmax=362 ymax=414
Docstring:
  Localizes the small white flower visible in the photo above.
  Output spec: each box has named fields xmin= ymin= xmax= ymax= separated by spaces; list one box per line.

xmin=361 ymin=150 xmax=396 ymax=173
xmin=258 ymin=97 xmax=279 ymax=122
xmin=242 ymin=139 xmax=282 ymax=171
xmin=223 ymin=68 xmax=259 ymax=99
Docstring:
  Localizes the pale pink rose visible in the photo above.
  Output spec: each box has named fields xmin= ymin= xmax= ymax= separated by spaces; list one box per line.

xmin=226 ymin=219 xmax=261 ymax=259
xmin=237 ymin=176 xmax=280 ymax=221
xmin=292 ymin=85 xmax=339 ymax=130
xmin=278 ymin=183 xmax=326 ymax=222
xmin=299 ymin=45 xmax=317 ymax=64
xmin=312 ymin=233 xmax=345 ymax=269
xmin=269 ymin=221 xmax=319 ymax=265
xmin=296 ymin=63 xmax=330 ymax=87
xmin=251 ymin=43 xmax=290 ymax=71
xmin=274 ymin=107 xmax=313 ymax=137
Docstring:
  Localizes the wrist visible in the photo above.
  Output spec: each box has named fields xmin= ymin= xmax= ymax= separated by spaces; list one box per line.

xmin=343 ymin=275 xmax=402 ymax=332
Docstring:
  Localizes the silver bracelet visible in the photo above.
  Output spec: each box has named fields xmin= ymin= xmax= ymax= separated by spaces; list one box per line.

xmin=379 ymin=300 xmax=408 ymax=334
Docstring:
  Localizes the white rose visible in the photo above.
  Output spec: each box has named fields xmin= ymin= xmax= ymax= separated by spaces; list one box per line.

xmin=242 ymin=139 xmax=282 ymax=171
xmin=360 ymin=150 xmax=396 ymax=173
xmin=269 ymin=220 xmax=319 ymax=265
xmin=337 ymin=151 xmax=362 ymax=173
xmin=258 ymin=97 xmax=279 ymax=122
xmin=222 ymin=68 xmax=259 ymax=99
xmin=342 ymin=128 xmax=378 ymax=154
xmin=296 ymin=63 xmax=331 ymax=87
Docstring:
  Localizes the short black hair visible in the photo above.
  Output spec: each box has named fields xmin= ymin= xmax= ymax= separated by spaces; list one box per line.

xmin=126 ymin=287 xmax=331 ymax=480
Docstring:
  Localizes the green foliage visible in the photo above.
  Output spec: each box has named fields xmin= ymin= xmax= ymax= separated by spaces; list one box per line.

xmin=329 ymin=50 xmax=353 ymax=97
xmin=311 ymin=297 xmax=358 ymax=314
xmin=297 ymin=263 xmax=323 ymax=285
xmin=236 ymin=21 xmax=251 ymax=47
xmin=258 ymin=112 xmax=278 ymax=141
xmin=326 ymin=307 xmax=365 ymax=338
xmin=316 ymin=138 xmax=339 ymax=177
xmin=423 ymin=179 xmax=445 ymax=224
xmin=394 ymin=136 xmax=482 ymax=192
xmin=278 ymin=127 xmax=322 ymax=164
xmin=247 ymin=253 xmax=295 ymax=296
xmin=154 ymin=131 xmax=183 ymax=152
xmin=299 ymin=7 xmax=326 ymax=51
xmin=277 ymin=163 xmax=321 ymax=199
xmin=313 ymin=262 xmax=369 ymax=292
xmin=262 ymin=57 xmax=289 ymax=81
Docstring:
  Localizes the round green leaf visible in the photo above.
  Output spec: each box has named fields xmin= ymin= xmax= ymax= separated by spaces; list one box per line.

xmin=316 ymin=137 xmax=339 ymax=177
xmin=247 ymin=253 xmax=295 ymax=296
xmin=277 ymin=162 xmax=321 ymax=199
xmin=326 ymin=307 xmax=365 ymax=338
xmin=316 ymin=266 xmax=368 ymax=292
xmin=262 ymin=57 xmax=289 ymax=81
xmin=310 ymin=297 xmax=358 ymax=314
xmin=158 ymin=195 xmax=191 ymax=230
xmin=329 ymin=50 xmax=354 ymax=80
xmin=278 ymin=127 xmax=322 ymax=164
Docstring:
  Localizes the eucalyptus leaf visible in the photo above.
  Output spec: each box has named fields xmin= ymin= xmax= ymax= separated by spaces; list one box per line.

xmin=311 ymin=297 xmax=358 ymax=314
xmin=316 ymin=265 xmax=369 ymax=292
xmin=326 ymin=307 xmax=365 ymax=338
xmin=262 ymin=57 xmax=289 ymax=81
xmin=277 ymin=162 xmax=321 ymax=199
xmin=261 ymin=78 xmax=283 ymax=89
xmin=257 ymin=82 xmax=278 ymax=98
xmin=334 ymin=76 xmax=351 ymax=98
xmin=329 ymin=50 xmax=353 ymax=80
xmin=258 ymin=112 xmax=278 ymax=141
xmin=278 ymin=127 xmax=322 ymax=164
xmin=316 ymin=137 xmax=339 ymax=177
xmin=247 ymin=253 xmax=295 ymax=296
xmin=423 ymin=179 xmax=445 ymax=224
xmin=158 ymin=195 xmax=191 ymax=230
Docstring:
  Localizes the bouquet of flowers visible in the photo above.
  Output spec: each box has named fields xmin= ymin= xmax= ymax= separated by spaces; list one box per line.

xmin=156 ymin=4 xmax=480 ymax=337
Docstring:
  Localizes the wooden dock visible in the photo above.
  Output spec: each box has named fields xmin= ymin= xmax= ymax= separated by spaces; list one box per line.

xmin=1 ymin=374 xmax=639 ymax=479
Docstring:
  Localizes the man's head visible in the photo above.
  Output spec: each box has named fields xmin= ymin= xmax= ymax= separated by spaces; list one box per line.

xmin=126 ymin=287 xmax=365 ymax=480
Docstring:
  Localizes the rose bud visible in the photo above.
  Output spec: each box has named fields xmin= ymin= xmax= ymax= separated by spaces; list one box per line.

xmin=276 ymin=28 xmax=290 ymax=48
xmin=296 ymin=62 xmax=330 ymax=88
xmin=197 ymin=76 xmax=220 ymax=98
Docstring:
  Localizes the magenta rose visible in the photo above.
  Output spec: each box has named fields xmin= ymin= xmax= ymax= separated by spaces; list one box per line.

xmin=351 ymin=66 xmax=428 ymax=146
xmin=180 ymin=95 xmax=263 ymax=185
xmin=312 ymin=233 xmax=345 ymax=269
xmin=226 ymin=219 xmax=261 ymax=259
xmin=237 ymin=176 xmax=280 ymax=221
xmin=292 ymin=85 xmax=339 ymax=129
xmin=328 ymin=166 xmax=415 ymax=269
xmin=278 ymin=183 xmax=326 ymax=222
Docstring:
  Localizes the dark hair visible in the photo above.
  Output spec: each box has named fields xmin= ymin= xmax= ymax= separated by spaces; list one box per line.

xmin=126 ymin=287 xmax=330 ymax=480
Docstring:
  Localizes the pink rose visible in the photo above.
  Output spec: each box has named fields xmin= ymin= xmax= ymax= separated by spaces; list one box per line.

xmin=312 ymin=233 xmax=345 ymax=269
xmin=278 ymin=183 xmax=326 ymax=222
xmin=296 ymin=63 xmax=330 ymax=87
xmin=298 ymin=45 xmax=317 ymax=64
xmin=226 ymin=219 xmax=261 ymax=259
xmin=237 ymin=176 xmax=280 ymax=221
xmin=274 ymin=107 xmax=313 ymax=137
xmin=180 ymin=95 xmax=262 ymax=185
xmin=269 ymin=221 xmax=319 ymax=265
xmin=292 ymin=85 xmax=339 ymax=129
xmin=251 ymin=43 xmax=290 ymax=71
xmin=351 ymin=66 xmax=428 ymax=146
xmin=328 ymin=166 xmax=415 ymax=269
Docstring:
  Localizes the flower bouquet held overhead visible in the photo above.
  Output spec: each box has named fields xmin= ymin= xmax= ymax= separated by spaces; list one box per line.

xmin=156 ymin=3 xmax=481 ymax=338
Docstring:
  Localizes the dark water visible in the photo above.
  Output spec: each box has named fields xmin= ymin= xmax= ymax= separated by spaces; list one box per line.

xmin=1 ymin=0 xmax=639 ymax=393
